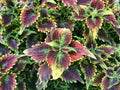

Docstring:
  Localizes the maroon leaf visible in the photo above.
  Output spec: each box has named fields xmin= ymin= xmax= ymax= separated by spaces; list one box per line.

xmin=20 ymin=8 xmax=40 ymax=27
xmin=2 ymin=14 xmax=11 ymax=25
xmin=51 ymin=28 xmax=72 ymax=46
xmin=62 ymin=0 xmax=77 ymax=8
xmin=37 ymin=64 xmax=51 ymax=89
xmin=0 ymin=73 xmax=16 ymax=90
xmin=37 ymin=18 xmax=56 ymax=32
xmin=86 ymin=17 xmax=103 ymax=31
xmin=62 ymin=67 xmax=83 ymax=83
xmin=7 ymin=37 xmax=18 ymax=50
xmin=17 ymin=81 xmax=26 ymax=90
xmin=105 ymin=14 xmax=119 ymax=27
xmin=98 ymin=29 xmax=109 ymax=41
xmin=77 ymin=0 xmax=91 ymax=5
xmin=0 ymin=55 xmax=19 ymax=73
xmin=90 ymin=0 xmax=105 ymax=10
xmin=81 ymin=62 xmax=95 ymax=83
xmin=114 ymin=27 xmax=120 ymax=37
xmin=45 ymin=2 xmax=57 ymax=8
xmin=93 ymin=72 xmax=105 ymax=86
xmin=69 ymin=41 xmax=96 ymax=61
xmin=23 ymin=43 xmax=51 ymax=62
xmin=102 ymin=77 xmax=120 ymax=90
xmin=99 ymin=46 xmax=115 ymax=55
xmin=47 ymin=51 xmax=70 ymax=68
xmin=73 ymin=9 xmax=86 ymax=21
xmin=0 ymin=44 xmax=10 ymax=55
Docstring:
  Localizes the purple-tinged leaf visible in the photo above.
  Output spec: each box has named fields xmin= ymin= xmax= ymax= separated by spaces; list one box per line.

xmin=109 ymin=78 xmax=119 ymax=89
xmin=37 ymin=18 xmax=56 ymax=32
xmin=2 ymin=14 xmax=11 ymax=25
xmin=23 ymin=43 xmax=51 ymax=62
xmin=0 ymin=44 xmax=10 ymax=55
xmin=62 ymin=0 xmax=77 ymax=8
xmin=93 ymin=72 xmax=105 ymax=86
xmin=90 ymin=0 xmax=105 ymax=10
xmin=98 ymin=29 xmax=109 ymax=41
xmin=17 ymin=81 xmax=26 ymax=90
xmin=13 ymin=56 xmax=27 ymax=74
xmin=73 ymin=9 xmax=86 ymax=21
xmin=57 ymin=20 xmax=74 ymax=31
xmin=77 ymin=0 xmax=91 ymax=5
xmin=52 ymin=28 xmax=72 ymax=46
xmin=0 ymin=73 xmax=16 ymax=90
xmin=45 ymin=2 xmax=57 ymax=8
xmin=7 ymin=37 xmax=18 ymax=50
xmin=37 ymin=64 xmax=51 ymax=89
xmin=47 ymin=51 xmax=70 ymax=68
xmin=20 ymin=8 xmax=40 ymax=27
xmin=81 ymin=62 xmax=96 ymax=83
xmin=26 ymin=34 xmax=40 ymax=48
xmin=62 ymin=67 xmax=83 ymax=83
xmin=102 ymin=77 xmax=120 ymax=90
xmin=69 ymin=41 xmax=96 ymax=61
xmin=86 ymin=17 xmax=103 ymax=31
xmin=99 ymin=46 xmax=115 ymax=55
xmin=40 ymin=8 xmax=48 ymax=17
xmin=0 ymin=55 xmax=19 ymax=73
xmin=86 ymin=37 xmax=96 ymax=48
xmin=114 ymin=27 xmax=120 ymax=37
xmin=106 ymin=69 xmax=113 ymax=76
xmin=105 ymin=14 xmax=119 ymax=27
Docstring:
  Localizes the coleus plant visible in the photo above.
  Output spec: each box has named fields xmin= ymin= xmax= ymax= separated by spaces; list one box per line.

xmin=73 ymin=0 xmax=120 ymax=38
xmin=0 ymin=54 xmax=20 ymax=90
xmin=23 ymin=28 xmax=96 ymax=89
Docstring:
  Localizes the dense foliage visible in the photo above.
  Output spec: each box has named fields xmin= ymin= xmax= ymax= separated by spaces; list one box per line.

xmin=0 ymin=0 xmax=120 ymax=90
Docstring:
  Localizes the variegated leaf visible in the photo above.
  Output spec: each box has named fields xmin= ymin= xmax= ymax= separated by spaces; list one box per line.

xmin=0 ymin=55 xmax=19 ymax=73
xmin=0 ymin=73 xmax=16 ymax=90
xmin=20 ymin=8 xmax=40 ymax=27
xmin=23 ymin=43 xmax=51 ymax=62
xmin=47 ymin=51 xmax=70 ymax=68
xmin=62 ymin=67 xmax=83 ymax=83
xmin=69 ymin=41 xmax=96 ymax=61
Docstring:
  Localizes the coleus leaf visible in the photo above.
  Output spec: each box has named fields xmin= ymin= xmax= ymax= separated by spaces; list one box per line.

xmin=86 ymin=17 xmax=103 ymax=31
xmin=51 ymin=28 xmax=72 ymax=46
xmin=0 ymin=55 xmax=19 ymax=73
xmin=62 ymin=67 xmax=83 ymax=83
xmin=37 ymin=64 xmax=51 ymax=89
xmin=0 ymin=44 xmax=10 ymax=55
xmin=90 ymin=0 xmax=105 ymax=10
xmin=20 ymin=8 xmax=40 ymax=27
xmin=47 ymin=51 xmax=70 ymax=68
xmin=101 ymin=77 xmax=120 ymax=90
xmin=57 ymin=20 xmax=74 ymax=31
xmin=2 ymin=14 xmax=11 ymax=26
xmin=23 ymin=43 xmax=51 ymax=62
xmin=51 ymin=64 xmax=64 ymax=80
xmin=99 ymin=46 xmax=115 ymax=55
xmin=114 ymin=27 xmax=120 ymax=37
xmin=0 ymin=73 xmax=16 ymax=90
xmin=105 ymin=14 xmax=119 ymax=27
xmin=62 ymin=0 xmax=77 ymax=8
xmin=45 ymin=2 xmax=57 ymax=8
xmin=17 ymin=81 xmax=26 ymax=90
xmin=93 ymin=72 xmax=105 ymax=86
xmin=7 ymin=37 xmax=18 ymax=50
xmin=40 ymin=8 xmax=48 ymax=17
xmin=69 ymin=41 xmax=96 ymax=61
xmin=81 ymin=61 xmax=96 ymax=89
xmin=77 ymin=0 xmax=91 ymax=5
xmin=73 ymin=9 xmax=86 ymax=21
xmin=37 ymin=18 xmax=56 ymax=32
